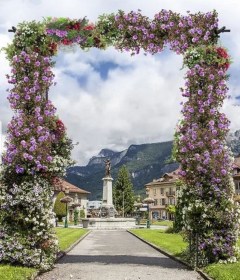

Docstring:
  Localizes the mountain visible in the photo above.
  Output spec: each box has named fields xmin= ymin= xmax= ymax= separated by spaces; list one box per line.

xmin=66 ymin=141 xmax=178 ymax=200
xmin=227 ymin=130 xmax=240 ymax=156
xmin=66 ymin=129 xmax=240 ymax=200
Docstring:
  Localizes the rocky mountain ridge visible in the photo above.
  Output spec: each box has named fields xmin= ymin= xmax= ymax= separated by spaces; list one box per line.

xmin=66 ymin=129 xmax=240 ymax=200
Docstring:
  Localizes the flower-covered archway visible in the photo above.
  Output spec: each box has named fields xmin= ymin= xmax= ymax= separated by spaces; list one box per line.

xmin=0 ymin=10 xmax=239 ymax=270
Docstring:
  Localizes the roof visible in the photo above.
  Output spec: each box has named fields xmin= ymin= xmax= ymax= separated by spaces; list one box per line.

xmin=145 ymin=168 xmax=180 ymax=186
xmin=233 ymin=157 xmax=240 ymax=169
xmin=53 ymin=178 xmax=90 ymax=194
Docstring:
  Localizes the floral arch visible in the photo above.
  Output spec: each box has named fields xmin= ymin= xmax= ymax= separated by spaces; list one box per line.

xmin=0 ymin=10 xmax=239 ymax=270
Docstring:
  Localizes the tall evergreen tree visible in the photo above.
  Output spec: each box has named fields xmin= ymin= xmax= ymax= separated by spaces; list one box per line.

xmin=113 ymin=165 xmax=134 ymax=216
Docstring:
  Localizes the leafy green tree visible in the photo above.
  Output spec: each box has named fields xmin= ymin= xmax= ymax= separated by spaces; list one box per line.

xmin=53 ymin=192 xmax=66 ymax=220
xmin=113 ymin=165 xmax=135 ymax=216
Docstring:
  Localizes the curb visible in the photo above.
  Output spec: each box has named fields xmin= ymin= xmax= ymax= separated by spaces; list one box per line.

xmin=34 ymin=230 xmax=91 ymax=279
xmin=127 ymin=230 xmax=213 ymax=280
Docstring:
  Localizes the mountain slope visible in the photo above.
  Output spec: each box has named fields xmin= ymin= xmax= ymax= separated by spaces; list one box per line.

xmin=66 ymin=129 xmax=240 ymax=200
xmin=66 ymin=141 xmax=178 ymax=200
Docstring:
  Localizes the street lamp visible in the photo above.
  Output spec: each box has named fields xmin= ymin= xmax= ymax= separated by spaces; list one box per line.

xmin=143 ymin=187 xmax=155 ymax=229
xmin=134 ymin=196 xmax=142 ymax=225
xmin=60 ymin=186 xmax=73 ymax=228
xmin=122 ymin=190 xmax=125 ymax=218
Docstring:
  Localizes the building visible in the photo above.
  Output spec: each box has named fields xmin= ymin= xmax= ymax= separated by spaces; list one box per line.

xmin=145 ymin=169 xmax=180 ymax=220
xmin=53 ymin=178 xmax=90 ymax=220
xmin=145 ymin=156 xmax=240 ymax=220
xmin=233 ymin=156 xmax=240 ymax=202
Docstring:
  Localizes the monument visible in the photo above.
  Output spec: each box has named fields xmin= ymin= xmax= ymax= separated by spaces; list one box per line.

xmin=82 ymin=159 xmax=136 ymax=229
xmin=99 ymin=159 xmax=115 ymax=217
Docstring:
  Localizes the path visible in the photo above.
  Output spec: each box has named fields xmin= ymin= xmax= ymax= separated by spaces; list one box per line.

xmin=37 ymin=230 xmax=203 ymax=280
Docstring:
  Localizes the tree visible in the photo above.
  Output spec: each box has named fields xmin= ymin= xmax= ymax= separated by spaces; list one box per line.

xmin=113 ymin=165 xmax=135 ymax=216
xmin=53 ymin=192 xmax=66 ymax=220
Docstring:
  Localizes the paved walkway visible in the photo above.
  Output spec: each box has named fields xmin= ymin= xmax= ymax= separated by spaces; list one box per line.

xmin=37 ymin=230 xmax=203 ymax=280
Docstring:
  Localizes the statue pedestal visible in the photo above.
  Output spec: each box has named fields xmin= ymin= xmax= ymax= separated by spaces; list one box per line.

xmin=100 ymin=176 xmax=115 ymax=218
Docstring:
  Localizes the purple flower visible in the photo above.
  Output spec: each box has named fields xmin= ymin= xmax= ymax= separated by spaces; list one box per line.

xmin=16 ymin=165 xmax=24 ymax=174
xmin=47 ymin=156 xmax=53 ymax=162
xmin=132 ymin=35 xmax=138 ymax=40
xmin=221 ymin=169 xmax=227 ymax=175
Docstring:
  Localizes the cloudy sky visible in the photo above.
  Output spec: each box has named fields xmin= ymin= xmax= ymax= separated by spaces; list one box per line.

xmin=0 ymin=0 xmax=240 ymax=165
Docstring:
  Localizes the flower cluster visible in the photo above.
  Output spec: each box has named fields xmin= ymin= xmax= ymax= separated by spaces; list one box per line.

xmin=174 ymin=61 xmax=239 ymax=264
xmin=45 ymin=17 xmax=96 ymax=48
xmin=0 ymin=176 xmax=58 ymax=270
xmin=1 ymin=50 xmax=73 ymax=269
xmin=3 ymin=21 xmax=57 ymax=60
xmin=183 ymin=45 xmax=231 ymax=70
xmin=113 ymin=9 xmax=218 ymax=55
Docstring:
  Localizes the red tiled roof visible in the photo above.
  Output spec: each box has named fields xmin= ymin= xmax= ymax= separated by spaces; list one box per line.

xmin=53 ymin=178 xmax=90 ymax=194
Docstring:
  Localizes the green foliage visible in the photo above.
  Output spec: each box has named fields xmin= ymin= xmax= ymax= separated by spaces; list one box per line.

xmin=53 ymin=192 xmax=66 ymax=220
xmin=73 ymin=209 xmax=79 ymax=225
xmin=113 ymin=165 xmax=135 ymax=216
xmin=95 ymin=13 xmax=120 ymax=47
xmin=3 ymin=21 xmax=54 ymax=60
xmin=80 ymin=209 xmax=85 ymax=218
xmin=166 ymin=204 xmax=176 ymax=214
xmin=183 ymin=45 xmax=231 ymax=69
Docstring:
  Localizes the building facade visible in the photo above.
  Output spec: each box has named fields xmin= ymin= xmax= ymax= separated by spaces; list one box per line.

xmin=145 ymin=169 xmax=180 ymax=220
xmin=53 ymin=178 xmax=90 ymax=220
xmin=233 ymin=156 xmax=240 ymax=203
xmin=145 ymin=156 xmax=240 ymax=220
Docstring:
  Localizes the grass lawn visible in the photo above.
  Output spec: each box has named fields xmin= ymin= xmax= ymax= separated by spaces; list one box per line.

xmin=0 ymin=228 xmax=89 ymax=280
xmin=0 ymin=265 xmax=37 ymax=280
xmin=151 ymin=220 xmax=173 ymax=227
xmin=55 ymin=227 xmax=89 ymax=251
xmin=130 ymin=229 xmax=240 ymax=280
xmin=130 ymin=229 xmax=187 ymax=256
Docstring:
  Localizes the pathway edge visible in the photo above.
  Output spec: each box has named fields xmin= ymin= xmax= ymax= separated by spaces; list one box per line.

xmin=34 ymin=230 xmax=91 ymax=279
xmin=127 ymin=230 xmax=213 ymax=280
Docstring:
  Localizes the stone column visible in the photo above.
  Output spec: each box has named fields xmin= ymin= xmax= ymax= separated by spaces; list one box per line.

xmin=101 ymin=176 xmax=115 ymax=217
xmin=102 ymin=176 xmax=113 ymax=205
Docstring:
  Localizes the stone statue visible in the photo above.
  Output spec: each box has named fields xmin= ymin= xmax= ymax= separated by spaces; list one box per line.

xmin=104 ymin=159 xmax=111 ymax=177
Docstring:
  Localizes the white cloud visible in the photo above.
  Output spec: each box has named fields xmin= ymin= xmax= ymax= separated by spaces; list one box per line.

xmin=0 ymin=0 xmax=240 ymax=164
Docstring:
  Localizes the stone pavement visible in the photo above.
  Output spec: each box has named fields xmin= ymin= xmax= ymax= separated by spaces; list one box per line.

xmin=36 ymin=230 xmax=203 ymax=280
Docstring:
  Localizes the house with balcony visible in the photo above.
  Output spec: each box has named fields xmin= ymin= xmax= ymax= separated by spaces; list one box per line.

xmin=145 ymin=156 xmax=240 ymax=220
xmin=145 ymin=169 xmax=180 ymax=220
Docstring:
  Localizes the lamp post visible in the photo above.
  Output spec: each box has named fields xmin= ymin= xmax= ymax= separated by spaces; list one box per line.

xmin=122 ymin=190 xmax=125 ymax=218
xmin=143 ymin=187 xmax=154 ymax=229
xmin=60 ymin=186 xmax=73 ymax=228
xmin=134 ymin=196 xmax=142 ymax=225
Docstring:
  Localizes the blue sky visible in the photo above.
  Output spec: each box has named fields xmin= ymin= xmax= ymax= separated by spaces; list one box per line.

xmin=0 ymin=0 xmax=240 ymax=164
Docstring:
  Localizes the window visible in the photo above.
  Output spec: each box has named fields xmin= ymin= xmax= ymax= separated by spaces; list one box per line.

xmin=235 ymin=181 xmax=240 ymax=191
xmin=154 ymin=188 xmax=157 ymax=196
xmin=161 ymin=198 xmax=166 ymax=205
xmin=154 ymin=199 xmax=158 ymax=206
xmin=160 ymin=188 xmax=164 ymax=195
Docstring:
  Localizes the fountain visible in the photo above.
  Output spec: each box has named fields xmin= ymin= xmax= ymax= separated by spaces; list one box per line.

xmin=82 ymin=159 xmax=136 ymax=229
